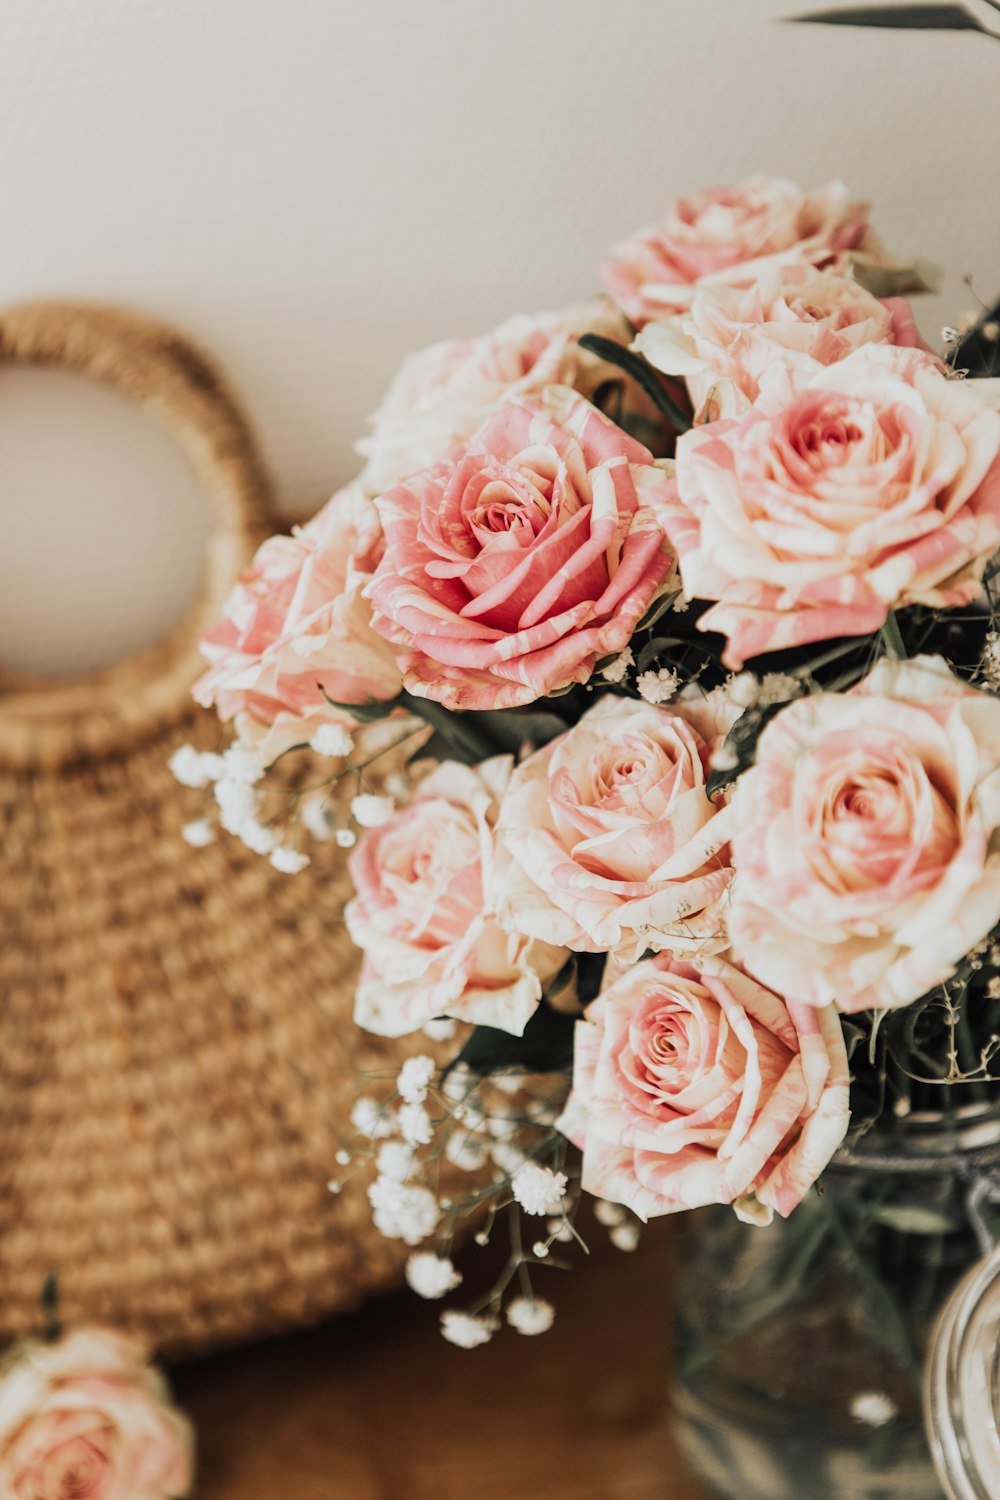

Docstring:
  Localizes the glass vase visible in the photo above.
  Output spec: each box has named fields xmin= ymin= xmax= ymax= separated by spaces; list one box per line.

xmin=671 ymin=1101 xmax=1000 ymax=1500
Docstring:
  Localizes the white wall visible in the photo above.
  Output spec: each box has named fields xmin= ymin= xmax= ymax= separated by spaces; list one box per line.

xmin=1 ymin=0 xmax=997 ymax=675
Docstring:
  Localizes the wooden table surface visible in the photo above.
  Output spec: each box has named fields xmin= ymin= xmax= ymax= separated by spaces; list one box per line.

xmin=173 ymin=1219 xmax=709 ymax=1499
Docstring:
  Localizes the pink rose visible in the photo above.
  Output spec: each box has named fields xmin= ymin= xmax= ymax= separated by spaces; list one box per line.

xmin=636 ymin=264 xmax=923 ymax=420
xmin=0 ymin=1328 xmax=193 ymax=1500
xmin=345 ymin=757 xmax=566 ymax=1036
xmin=194 ymin=483 xmax=403 ymax=761
xmin=657 ymin=345 xmax=1000 ymax=669
xmin=366 ymin=387 xmax=676 ymax=710
xmin=729 ymin=656 xmax=1000 ymax=1013
xmin=495 ymin=692 xmax=736 ymax=962
xmin=556 ymin=951 xmax=850 ymax=1220
xmin=356 ymin=301 xmax=629 ymax=493
xmin=603 ymin=174 xmax=882 ymax=327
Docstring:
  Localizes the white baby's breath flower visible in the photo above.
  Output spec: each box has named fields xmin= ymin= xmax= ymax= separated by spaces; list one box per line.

xmin=442 ymin=1066 xmax=476 ymax=1103
xmin=376 ymin=1140 xmax=415 ymax=1181
xmin=384 ymin=770 xmax=413 ymax=802
xmin=300 ymin=793 xmax=335 ymax=841
xmin=445 ymin=1131 xmax=491 ymax=1172
xmin=351 ymin=1097 xmax=394 ymax=1140
xmin=310 ymin=722 xmax=354 ymax=758
xmin=850 ymin=1392 xmax=898 ymax=1428
xmin=398 ymin=1103 xmax=434 ymax=1147
xmin=181 ymin=818 xmax=215 ymax=848
xmin=397 ymin=1055 xmax=436 ymax=1105
xmin=709 ymin=743 xmax=739 ymax=773
xmin=455 ymin=1101 xmax=486 ymax=1132
xmin=511 ymin=1163 xmax=568 ymax=1216
xmin=594 ymin=1200 xmax=626 ymax=1228
xmin=423 ymin=1016 xmax=458 ymax=1042
xmin=169 ymin=745 xmax=225 ymax=789
xmin=221 ymin=742 xmax=265 ymax=784
xmin=238 ymin=819 xmax=279 ymax=856
xmin=270 ymin=846 xmax=310 ymax=874
xmin=406 ymin=1252 xmax=462 ymax=1300
xmin=506 ymin=1296 xmax=555 ymax=1336
xmin=635 ymin=667 xmax=680 ymax=705
xmin=526 ymin=1099 xmax=558 ymax=1126
xmin=368 ymin=1178 xmax=440 ymax=1245
xmin=491 ymin=1072 xmax=526 ymax=1096
xmin=440 ymin=1310 xmax=496 ymax=1349
xmin=726 ymin=671 xmax=760 ymax=709
xmin=491 ymin=1142 xmax=527 ymax=1176
xmin=213 ymin=776 xmax=257 ymax=835
xmin=610 ymin=1221 xmax=641 ymax=1253
xmin=547 ymin=1217 xmax=574 ymax=1243
xmin=600 ymin=647 xmax=634 ymax=684
xmin=758 ymin=672 xmax=800 ymax=707
xmin=351 ymin=793 xmax=396 ymax=828
xmin=335 ymin=827 xmax=358 ymax=849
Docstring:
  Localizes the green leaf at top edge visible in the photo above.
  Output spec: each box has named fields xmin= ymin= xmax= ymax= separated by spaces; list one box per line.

xmin=785 ymin=4 xmax=994 ymax=32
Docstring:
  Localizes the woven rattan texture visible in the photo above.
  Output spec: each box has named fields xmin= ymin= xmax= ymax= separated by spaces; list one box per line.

xmin=0 ymin=302 xmax=420 ymax=1355
xmin=0 ymin=716 xmax=421 ymax=1356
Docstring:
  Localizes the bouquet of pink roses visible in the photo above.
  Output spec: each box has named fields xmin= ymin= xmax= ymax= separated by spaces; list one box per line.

xmin=181 ymin=172 xmax=1000 ymax=1364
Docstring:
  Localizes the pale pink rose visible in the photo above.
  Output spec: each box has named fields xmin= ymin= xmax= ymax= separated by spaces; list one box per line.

xmin=636 ymin=264 xmax=923 ymax=420
xmin=357 ymin=302 xmax=630 ymax=493
xmin=729 ymin=656 xmax=1000 ymax=1014
xmin=656 ymin=344 xmax=1000 ymax=669
xmin=0 ymin=1328 xmax=193 ymax=1500
xmin=345 ymin=757 xmax=566 ymax=1037
xmin=603 ymin=174 xmax=884 ymax=327
xmin=495 ymin=692 xmax=736 ymax=963
xmin=556 ymin=951 xmax=850 ymax=1220
xmin=366 ymin=387 xmax=676 ymax=711
xmin=194 ymin=483 xmax=403 ymax=761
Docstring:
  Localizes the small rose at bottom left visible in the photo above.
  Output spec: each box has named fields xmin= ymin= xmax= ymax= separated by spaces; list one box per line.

xmin=0 ymin=1326 xmax=193 ymax=1500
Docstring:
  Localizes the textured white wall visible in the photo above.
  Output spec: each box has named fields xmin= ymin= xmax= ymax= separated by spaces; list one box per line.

xmin=1 ymin=0 xmax=998 ymax=675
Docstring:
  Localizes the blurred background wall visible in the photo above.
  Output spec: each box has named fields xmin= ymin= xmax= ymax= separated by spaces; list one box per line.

xmin=0 ymin=0 xmax=997 ymax=677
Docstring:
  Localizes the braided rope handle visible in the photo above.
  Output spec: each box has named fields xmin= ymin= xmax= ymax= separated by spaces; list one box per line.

xmin=0 ymin=301 xmax=272 ymax=769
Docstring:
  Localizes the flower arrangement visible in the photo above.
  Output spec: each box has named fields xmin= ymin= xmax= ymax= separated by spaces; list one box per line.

xmin=181 ymin=170 xmax=1000 ymax=1352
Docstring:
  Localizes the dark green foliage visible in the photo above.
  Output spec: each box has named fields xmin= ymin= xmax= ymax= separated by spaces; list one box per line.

xmin=786 ymin=3 xmax=997 ymax=32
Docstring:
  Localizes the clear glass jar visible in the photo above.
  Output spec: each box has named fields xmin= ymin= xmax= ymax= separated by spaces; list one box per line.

xmin=672 ymin=1102 xmax=1000 ymax=1500
xmin=925 ymin=1238 xmax=1000 ymax=1498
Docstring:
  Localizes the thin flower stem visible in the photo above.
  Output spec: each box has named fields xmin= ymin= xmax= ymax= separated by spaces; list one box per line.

xmin=879 ymin=611 xmax=907 ymax=660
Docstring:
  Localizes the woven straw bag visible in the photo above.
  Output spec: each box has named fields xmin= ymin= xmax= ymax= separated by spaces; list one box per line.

xmin=0 ymin=301 xmax=415 ymax=1356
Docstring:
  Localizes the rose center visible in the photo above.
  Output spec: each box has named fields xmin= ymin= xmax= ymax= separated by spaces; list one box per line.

xmin=833 ymin=773 xmax=899 ymax=823
xmin=797 ymin=415 xmax=864 ymax=465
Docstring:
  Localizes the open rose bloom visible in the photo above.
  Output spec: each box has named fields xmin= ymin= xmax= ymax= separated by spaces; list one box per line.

xmin=557 ymin=952 xmax=850 ymax=1221
xmin=0 ymin=1329 xmax=192 ymax=1500
xmin=602 ymin=174 xmax=890 ymax=327
xmin=356 ymin=301 xmax=630 ymax=494
xmin=366 ymin=386 xmax=677 ymax=709
xmin=194 ymin=482 xmax=402 ymax=762
xmin=659 ymin=345 xmax=1000 ymax=668
xmin=189 ymin=177 xmax=1000 ymax=1329
xmin=495 ymin=692 xmax=736 ymax=962
xmin=729 ymin=656 xmax=1000 ymax=1014
xmin=635 ymin=264 xmax=923 ymax=421
xmin=346 ymin=757 xmax=566 ymax=1037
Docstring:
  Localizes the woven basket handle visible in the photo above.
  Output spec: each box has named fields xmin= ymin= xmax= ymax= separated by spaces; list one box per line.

xmin=0 ymin=300 xmax=272 ymax=770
